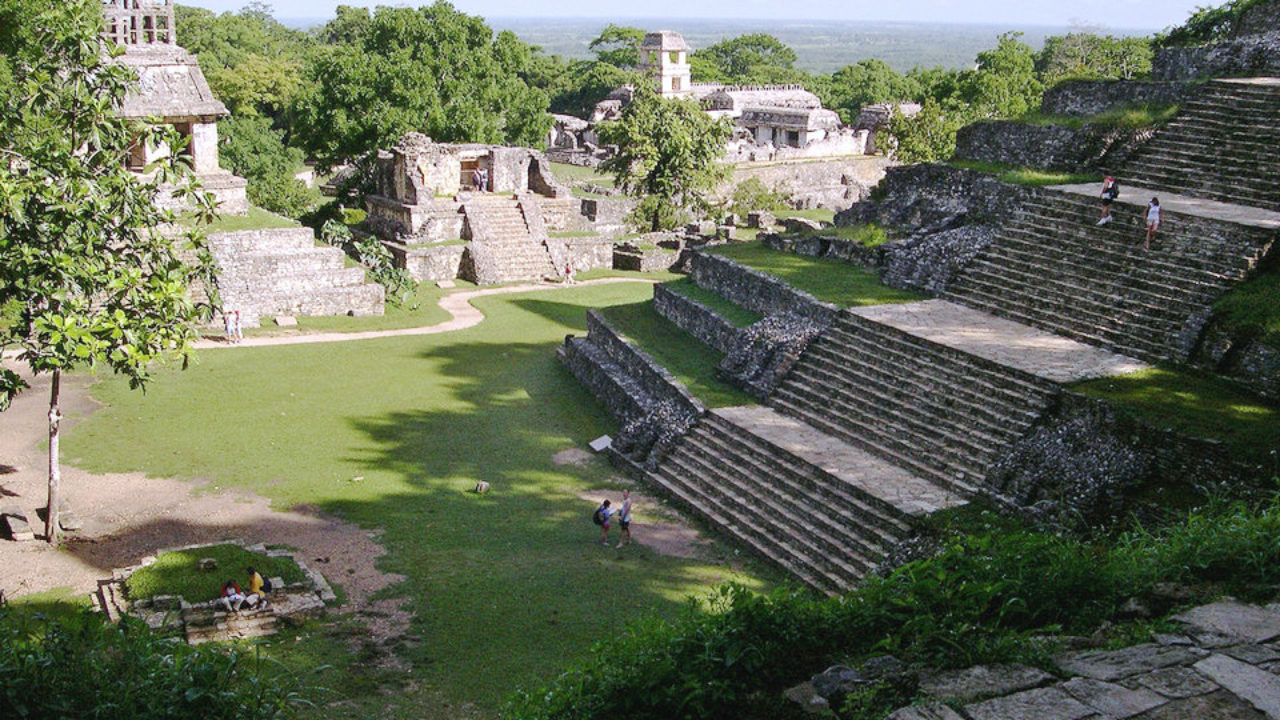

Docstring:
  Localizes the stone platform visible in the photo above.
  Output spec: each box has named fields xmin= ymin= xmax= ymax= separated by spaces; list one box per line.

xmin=1053 ymin=183 xmax=1280 ymax=230
xmin=852 ymin=300 xmax=1149 ymax=383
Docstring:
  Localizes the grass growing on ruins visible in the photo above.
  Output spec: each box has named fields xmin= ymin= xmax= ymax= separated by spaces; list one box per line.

xmin=63 ymin=281 xmax=775 ymax=717
xmin=124 ymin=545 xmax=307 ymax=603
xmin=1071 ymin=366 xmax=1280 ymax=466
xmin=179 ymin=206 xmax=301 ymax=233
xmin=549 ymin=162 xmax=611 ymax=186
xmin=783 ymin=223 xmax=892 ymax=248
xmin=662 ymin=278 xmax=762 ymax=328
xmin=950 ymin=160 xmax=1102 ymax=187
xmin=599 ymin=301 xmax=757 ymax=408
xmin=1213 ymin=268 xmax=1280 ymax=349
xmin=1022 ymin=103 xmax=1181 ymax=130
xmin=776 ymin=208 xmax=837 ymax=224
xmin=708 ymin=242 xmax=925 ymax=307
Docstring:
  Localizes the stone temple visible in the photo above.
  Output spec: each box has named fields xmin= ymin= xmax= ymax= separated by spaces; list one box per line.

xmin=103 ymin=0 xmax=248 ymax=214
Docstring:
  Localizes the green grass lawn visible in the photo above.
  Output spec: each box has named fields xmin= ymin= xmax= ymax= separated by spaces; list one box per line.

xmin=178 ymin=206 xmax=301 ymax=233
xmin=707 ymin=242 xmax=925 ymax=307
xmin=1071 ymin=366 xmax=1280 ymax=466
xmin=776 ymin=208 xmax=836 ymax=224
xmin=599 ymin=302 xmax=756 ymax=408
xmin=950 ymin=160 xmax=1102 ymax=187
xmin=1020 ymin=103 xmax=1180 ymax=131
xmin=549 ymin=162 xmax=612 ymax=187
xmin=662 ymin=278 xmax=762 ymax=328
xmin=1213 ymin=268 xmax=1280 ymax=350
xmin=64 ymin=281 xmax=774 ymax=717
xmin=783 ymin=223 xmax=891 ymax=248
xmin=124 ymin=544 xmax=307 ymax=603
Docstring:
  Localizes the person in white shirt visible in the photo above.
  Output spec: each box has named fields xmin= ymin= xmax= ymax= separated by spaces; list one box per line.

xmin=615 ymin=489 xmax=633 ymax=548
xmin=1144 ymin=197 xmax=1161 ymax=250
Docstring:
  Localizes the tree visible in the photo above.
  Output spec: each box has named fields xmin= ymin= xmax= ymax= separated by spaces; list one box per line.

xmin=597 ymin=86 xmax=732 ymax=232
xmin=958 ymin=32 xmax=1044 ymax=118
xmin=883 ymin=98 xmax=964 ymax=163
xmin=292 ymin=3 xmax=550 ymax=170
xmin=220 ymin=115 xmax=314 ymax=217
xmin=1036 ymin=32 xmax=1153 ymax=85
xmin=526 ymin=54 xmax=637 ymax=119
xmin=821 ymin=59 xmax=922 ymax=124
xmin=589 ymin=24 xmax=645 ymax=69
xmin=692 ymin=33 xmax=803 ymax=84
xmin=0 ymin=0 xmax=217 ymax=544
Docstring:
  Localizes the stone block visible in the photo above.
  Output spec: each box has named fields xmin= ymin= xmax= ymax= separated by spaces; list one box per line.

xmin=1055 ymin=644 xmax=1208 ymax=681
xmin=1224 ymin=645 xmax=1280 ymax=665
xmin=436 ymin=280 xmax=455 ymax=289
xmin=588 ymin=435 xmax=613 ymax=453
xmin=1131 ymin=689 xmax=1269 ymax=720
xmin=1175 ymin=602 xmax=1280 ymax=645
xmin=1061 ymin=677 xmax=1168 ymax=718
xmin=886 ymin=703 xmax=966 ymax=720
xmin=2 ymin=506 xmax=35 ymax=541
xmin=1193 ymin=653 xmax=1280 ymax=719
xmin=920 ymin=664 xmax=1055 ymax=702
xmin=965 ymin=686 xmax=1098 ymax=720
xmin=273 ymin=315 xmax=297 ymax=327
xmin=1133 ymin=666 xmax=1221 ymax=699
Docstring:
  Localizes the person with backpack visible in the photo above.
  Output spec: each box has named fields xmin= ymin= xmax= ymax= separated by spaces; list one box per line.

xmin=1098 ymin=176 xmax=1120 ymax=225
xmin=592 ymin=499 xmax=614 ymax=545
xmin=245 ymin=566 xmax=271 ymax=610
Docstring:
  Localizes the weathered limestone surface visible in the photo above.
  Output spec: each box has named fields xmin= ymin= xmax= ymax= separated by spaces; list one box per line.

xmin=1040 ymin=80 xmax=1194 ymax=117
xmin=954 ymin=121 xmax=1153 ymax=173
xmin=727 ymin=156 xmax=890 ymax=211
xmin=687 ymin=252 xmax=838 ymax=324
xmin=652 ymin=282 xmax=744 ymax=354
xmin=1154 ymin=32 xmax=1280 ymax=81
xmin=918 ymin=664 xmax=1055 ymax=703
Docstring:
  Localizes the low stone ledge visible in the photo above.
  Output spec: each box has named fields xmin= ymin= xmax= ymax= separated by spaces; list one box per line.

xmin=687 ymin=251 xmax=838 ymax=325
xmin=652 ymin=283 xmax=743 ymax=354
xmin=954 ymin=120 xmax=1153 ymax=173
xmin=584 ymin=310 xmax=705 ymax=420
xmin=1154 ymin=31 xmax=1280 ymax=81
xmin=1040 ymin=80 xmax=1193 ymax=117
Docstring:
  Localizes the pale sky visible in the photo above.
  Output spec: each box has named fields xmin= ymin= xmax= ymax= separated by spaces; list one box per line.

xmin=181 ymin=0 xmax=1208 ymax=32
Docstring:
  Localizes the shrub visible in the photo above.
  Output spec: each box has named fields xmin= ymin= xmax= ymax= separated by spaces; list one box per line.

xmin=0 ymin=608 xmax=306 ymax=719
xmin=729 ymin=177 xmax=791 ymax=218
xmin=319 ymin=220 xmax=414 ymax=306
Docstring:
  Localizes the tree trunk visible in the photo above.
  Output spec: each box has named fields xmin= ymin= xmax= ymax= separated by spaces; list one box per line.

xmin=45 ymin=369 xmax=61 ymax=545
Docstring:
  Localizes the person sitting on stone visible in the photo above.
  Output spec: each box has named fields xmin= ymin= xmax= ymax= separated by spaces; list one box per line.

xmin=245 ymin=566 xmax=268 ymax=610
xmin=219 ymin=579 xmax=246 ymax=612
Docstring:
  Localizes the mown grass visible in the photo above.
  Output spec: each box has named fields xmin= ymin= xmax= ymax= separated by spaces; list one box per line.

xmin=950 ymin=160 xmax=1102 ymax=187
xmin=776 ymin=208 xmax=836 ymax=224
xmin=707 ymin=242 xmax=924 ymax=307
xmin=178 ymin=206 xmax=301 ymax=233
xmin=784 ymin=223 xmax=891 ymax=248
xmin=1213 ymin=267 xmax=1280 ymax=350
xmin=548 ymin=162 xmax=611 ymax=187
xmin=1021 ymin=103 xmax=1180 ymax=131
xmin=661 ymin=277 xmax=762 ymax=328
xmin=599 ymin=301 xmax=756 ymax=408
xmin=64 ymin=281 xmax=775 ymax=717
xmin=124 ymin=544 xmax=308 ymax=603
xmin=1071 ymin=366 xmax=1280 ymax=466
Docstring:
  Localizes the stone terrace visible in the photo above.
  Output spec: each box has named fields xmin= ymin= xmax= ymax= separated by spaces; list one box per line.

xmin=1119 ymin=78 xmax=1280 ymax=212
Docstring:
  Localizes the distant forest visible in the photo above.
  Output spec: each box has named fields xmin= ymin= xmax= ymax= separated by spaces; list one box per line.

xmin=280 ymin=17 xmax=1153 ymax=73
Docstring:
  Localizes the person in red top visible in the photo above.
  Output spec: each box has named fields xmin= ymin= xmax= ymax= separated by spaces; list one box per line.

xmin=218 ymin=579 xmax=246 ymax=612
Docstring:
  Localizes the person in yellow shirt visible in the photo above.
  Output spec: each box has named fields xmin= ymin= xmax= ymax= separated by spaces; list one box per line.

xmin=245 ymin=566 xmax=269 ymax=609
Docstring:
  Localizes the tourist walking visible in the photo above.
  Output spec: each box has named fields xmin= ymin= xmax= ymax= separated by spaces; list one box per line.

xmin=1098 ymin=176 xmax=1119 ymax=225
xmin=1144 ymin=197 xmax=1161 ymax=249
xmin=592 ymin=499 xmax=614 ymax=545
xmin=615 ymin=489 xmax=633 ymax=548
xmin=223 ymin=309 xmax=236 ymax=343
xmin=231 ymin=309 xmax=243 ymax=343
xmin=471 ymin=167 xmax=484 ymax=192
xmin=564 ymin=260 xmax=575 ymax=285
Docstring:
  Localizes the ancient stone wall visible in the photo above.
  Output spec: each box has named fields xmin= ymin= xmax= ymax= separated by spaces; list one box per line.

xmin=954 ymin=121 xmax=1154 ymax=172
xmin=564 ymin=238 xmax=615 ymax=271
xmin=391 ymin=243 xmax=464 ymax=283
xmin=558 ymin=337 xmax=649 ymax=423
xmin=1192 ymin=322 xmax=1280 ymax=400
xmin=687 ymin=252 xmax=838 ymax=324
xmin=1153 ymin=31 xmax=1280 ymax=80
xmin=652 ymin=283 xmax=743 ymax=354
xmin=580 ymin=196 xmax=636 ymax=237
xmin=1239 ymin=0 xmax=1280 ymax=35
xmin=761 ymin=232 xmax=881 ymax=269
xmin=727 ymin=156 xmax=890 ymax=211
xmin=1040 ymin=80 xmax=1193 ymax=117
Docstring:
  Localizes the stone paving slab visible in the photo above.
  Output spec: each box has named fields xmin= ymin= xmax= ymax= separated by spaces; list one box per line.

xmin=851 ymin=300 xmax=1149 ymax=383
xmin=1195 ymin=654 xmax=1280 ymax=720
xmin=919 ymin=664 xmax=1056 ymax=702
xmin=886 ymin=704 xmax=967 ymax=720
xmin=1132 ymin=666 xmax=1222 ymax=699
xmin=1133 ymin=690 xmax=1268 ymax=720
xmin=714 ymin=405 xmax=969 ymax=516
xmin=1053 ymin=183 xmax=1280 ymax=230
xmin=965 ymin=686 xmax=1100 ymax=720
xmin=1056 ymin=643 xmax=1209 ymax=681
xmin=1061 ymin=677 xmax=1169 ymax=718
xmin=1175 ymin=602 xmax=1280 ymax=645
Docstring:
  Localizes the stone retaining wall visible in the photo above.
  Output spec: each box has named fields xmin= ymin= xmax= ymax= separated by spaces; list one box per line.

xmin=564 ymin=238 xmax=615 ymax=271
xmin=688 ymin=252 xmax=838 ymax=324
xmin=1040 ymin=80 xmax=1193 ymax=117
xmin=726 ymin=156 xmax=891 ymax=211
xmin=580 ymin=196 xmax=635 ymax=237
xmin=954 ymin=121 xmax=1153 ymax=172
xmin=761 ymin=232 xmax=881 ymax=269
xmin=390 ymin=243 xmax=465 ymax=283
xmin=585 ymin=309 xmax=703 ymax=418
xmin=652 ymin=283 xmax=743 ymax=354
xmin=1153 ymin=31 xmax=1280 ymax=80
xmin=1193 ymin=322 xmax=1280 ymax=401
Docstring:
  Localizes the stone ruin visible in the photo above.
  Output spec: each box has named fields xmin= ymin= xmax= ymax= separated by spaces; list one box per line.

xmin=363 ymin=133 xmax=613 ymax=284
xmin=103 ymin=0 xmax=247 ymax=215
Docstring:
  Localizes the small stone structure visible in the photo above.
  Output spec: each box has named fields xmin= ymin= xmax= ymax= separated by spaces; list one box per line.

xmin=104 ymin=0 xmax=247 ymax=215
xmin=363 ymin=133 xmax=612 ymax=284
xmin=93 ymin=539 xmax=335 ymax=645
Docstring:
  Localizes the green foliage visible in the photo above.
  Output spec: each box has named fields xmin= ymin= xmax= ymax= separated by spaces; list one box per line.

xmin=820 ymin=59 xmax=922 ymax=124
xmin=0 ymin=0 xmax=217 ymax=410
xmin=885 ymin=98 xmax=964 ymax=163
xmin=292 ymin=3 xmax=550 ymax=169
xmin=949 ymin=160 xmax=1102 ymax=187
xmin=728 ymin=177 xmax=791 ymax=217
xmin=1020 ymin=103 xmax=1180 ymax=130
xmin=0 ymin=607 xmax=306 ymax=719
xmin=513 ymin=498 xmax=1280 ymax=720
xmin=220 ymin=115 xmax=317 ymax=218
xmin=661 ymin=278 xmax=762 ymax=329
xmin=959 ymin=32 xmax=1044 ymax=119
xmin=1036 ymin=33 xmax=1153 ymax=85
xmin=124 ymin=544 xmax=308 ymax=603
xmin=1211 ymin=266 xmax=1280 ymax=350
xmin=691 ymin=34 xmax=804 ymax=84
xmin=527 ymin=55 xmax=637 ymax=120
xmin=1070 ymin=366 xmax=1280 ymax=466
xmin=588 ymin=24 xmax=645 ymax=68
xmin=1159 ymin=0 xmax=1270 ymax=47
xmin=598 ymin=87 xmax=733 ymax=232
xmin=319 ymin=220 xmax=414 ymax=305
xmin=708 ymin=243 xmax=924 ymax=307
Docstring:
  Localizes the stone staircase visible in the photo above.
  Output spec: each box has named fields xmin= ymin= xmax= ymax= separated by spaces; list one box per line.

xmin=767 ymin=309 xmax=1062 ymax=498
xmin=209 ymin=227 xmax=385 ymax=326
xmin=1120 ymin=78 xmax=1280 ymax=212
xmin=944 ymin=189 xmax=1274 ymax=363
xmin=651 ymin=406 xmax=966 ymax=594
xmin=462 ymin=195 xmax=558 ymax=284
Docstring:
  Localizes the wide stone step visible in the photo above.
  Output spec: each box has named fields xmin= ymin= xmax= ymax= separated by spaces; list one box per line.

xmin=1127 ymin=157 xmax=1279 ymax=193
xmin=767 ymin=392 xmax=982 ymax=497
xmin=647 ymin=463 xmax=849 ymax=593
xmin=664 ymin=444 xmax=883 ymax=575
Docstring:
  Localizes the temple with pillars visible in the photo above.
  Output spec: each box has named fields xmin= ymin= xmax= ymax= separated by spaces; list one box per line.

xmin=102 ymin=0 xmax=248 ymax=214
